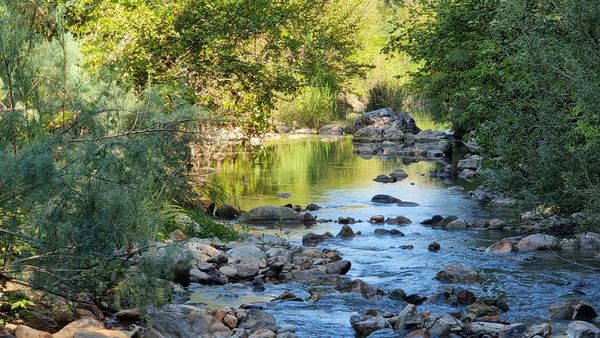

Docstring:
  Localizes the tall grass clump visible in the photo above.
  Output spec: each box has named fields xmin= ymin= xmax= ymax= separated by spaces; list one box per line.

xmin=275 ymin=85 xmax=339 ymax=129
xmin=366 ymin=82 xmax=405 ymax=113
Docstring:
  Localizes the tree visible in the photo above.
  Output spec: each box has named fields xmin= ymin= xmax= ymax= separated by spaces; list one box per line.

xmin=0 ymin=1 xmax=197 ymax=298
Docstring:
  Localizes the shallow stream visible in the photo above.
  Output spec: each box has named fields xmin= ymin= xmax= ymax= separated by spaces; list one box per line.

xmin=196 ymin=136 xmax=600 ymax=337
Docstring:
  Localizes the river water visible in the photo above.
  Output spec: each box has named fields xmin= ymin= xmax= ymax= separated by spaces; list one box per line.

xmin=197 ymin=135 xmax=600 ymax=337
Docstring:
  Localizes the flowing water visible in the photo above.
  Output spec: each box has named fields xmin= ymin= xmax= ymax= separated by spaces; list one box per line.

xmin=198 ymin=135 xmax=600 ymax=337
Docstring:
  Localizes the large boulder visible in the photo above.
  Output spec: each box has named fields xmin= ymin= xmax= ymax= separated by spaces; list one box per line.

xmin=302 ymin=232 xmax=333 ymax=247
xmin=516 ymin=234 xmax=558 ymax=252
xmin=226 ymin=245 xmax=267 ymax=266
xmin=146 ymin=304 xmax=231 ymax=338
xmin=394 ymin=304 xmax=422 ymax=330
xmin=239 ymin=206 xmax=313 ymax=224
xmin=458 ymin=155 xmax=482 ymax=171
xmin=53 ymin=319 xmax=104 ymax=338
xmin=353 ymin=108 xmax=419 ymax=135
xmin=371 ymin=194 xmax=401 ymax=204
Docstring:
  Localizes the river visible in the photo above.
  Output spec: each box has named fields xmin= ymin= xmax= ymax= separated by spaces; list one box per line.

xmin=194 ymin=135 xmax=600 ymax=337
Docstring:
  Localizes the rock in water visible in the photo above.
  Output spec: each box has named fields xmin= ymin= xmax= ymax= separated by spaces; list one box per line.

xmin=214 ymin=205 xmax=239 ymax=219
xmin=337 ymin=225 xmax=356 ymax=238
xmin=325 ymin=260 xmax=352 ymax=275
xmin=389 ymin=169 xmax=408 ymax=180
xmin=239 ymin=206 xmax=312 ymax=224
xmin=371 ymin=194 xmax=401 ymax=204
xmin=486 ymin=239 xmax=515 ymax=254
xmin=336 ymin=279 xmax=384 ymax=299
xmin=516 ymin=234 xmax=558 ymax=252
xmin=428 ymin=241 xmax=441 ymax=252
xmin=435 ymin=264 xmax=481 ymax=283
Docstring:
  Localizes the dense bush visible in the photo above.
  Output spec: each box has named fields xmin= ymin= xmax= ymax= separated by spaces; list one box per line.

xmin=0 ymin=1 xmax=198 ymax=298
xmin=64 ymin=0 xmax=368 ymax=134
xmin=390 ymin=0 xmax=600 ymax=219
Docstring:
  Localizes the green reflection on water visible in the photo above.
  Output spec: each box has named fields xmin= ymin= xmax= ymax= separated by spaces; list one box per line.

xmin=209 ymin=136 xmax=447 ymax=210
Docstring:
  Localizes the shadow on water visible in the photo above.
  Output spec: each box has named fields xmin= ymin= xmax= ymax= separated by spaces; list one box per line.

xmin=198 ymin=135 xmax=600 ymax=337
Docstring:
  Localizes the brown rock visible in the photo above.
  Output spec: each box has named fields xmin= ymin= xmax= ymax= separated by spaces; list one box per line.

xmin=53 ymin=319 xmax=103 ymax=338
xmin=222 ymin=314 xmax=237 ymax=329
xmin=15 ymin=325 xmax=52 ymax=338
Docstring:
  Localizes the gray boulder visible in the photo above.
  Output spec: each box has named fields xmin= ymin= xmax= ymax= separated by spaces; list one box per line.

xmin=516 ymin=234 xmax=558 ymax=252
xmin=319 ymin=124 xmax=343 ymax=135
xmin=239 ymin=206 xmax=312 ymax=224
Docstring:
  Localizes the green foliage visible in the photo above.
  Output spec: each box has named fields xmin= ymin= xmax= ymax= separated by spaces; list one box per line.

xmin=0 ymin=1 xmax=199 ymax=298
xmin=366 ymin=82 xmax=405 ymax=114
xmin=275 ymin=85 xmax=339 ymax=129
xmin=63 ymin=0 xmax=368 ymax=135
xmin=161 ymin=205 xmax=239 ymax=242
xmin=111 ymin=268 xmax=174 ymax=309
xmin=0 ymin=291 xmax=33 ymax=320
xmin=390 ymin=0 xmax=600 ymax=220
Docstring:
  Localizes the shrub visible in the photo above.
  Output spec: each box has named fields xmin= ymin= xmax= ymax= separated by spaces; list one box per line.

xmin=275 ymin=86 xmax=340 ymax=129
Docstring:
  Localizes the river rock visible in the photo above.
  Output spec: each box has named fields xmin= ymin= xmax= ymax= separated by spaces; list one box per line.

xmin=390 ymin=169 xmax=408 ymax=180
xmin=116 ymin=308 xmax=140 ymax=322
xmin=186 ymin=241 xmax=222 ymax=264
xmin=549 ymin=299 xmax=579 ymax=319
xmin=388 ymin=288 xmax=406 ymax=301
xmin=214 ymin=205 xmax=239 ymax=219
xmin=288 ymin=269 xmax=340 ymax=285
xmin=238 ymin=309 xmax=277 ymax=332
xmin=351 ymin=316 xmax=391 ymax=337
xmin=486 ymin=239 xmax=515 ymax=254
xmin=15 ymin=325 xmax=52 ymax=338
xmin=302 ymin=232 xmax=332 ymax=247
xmin=337 ymin=225 xmax=356 ymax=238
xmin=466 ymin=321 xmax=511 ymax=336
xmin=336 ymin=279 xmax=384 ymax=299
xmin=338 ymin=217 xmax=356 ymax=225
xmin=400 ymin=245 xmax=414 ymax=250
xmin=422 ymin=215 xmax=444 ymax=226
xmin=325 ymin=260 xmax=351 ymax=275
xmin=227 ymin=245 xmax=267 ymax=266
xmin=387 ymin=216 xmax=412 ymax=225
xmin=577 ymin=232 xmax=600 ymax=251
xmin=371 ymin=194 xmax=401 ymax=204
xmin=306 ymin=204 xmax=321 ymax=211
xmin=573 ymin=303 xmax=598 ymax=322
xmin=53 ymin=319 xmax=104 ymax=338
xmin=470 ymin=187 xmax=515 ymax=206
xmin=459 ymin=169 xmax=478 ymax=181
xmin=516 ymin=234 xmax=558 ymax=252
xmin=424 ymin=314 xmax=463 ymax=337
xmin=428 ymin=241 xmax=441 ymax=252
xmin=446 ymin=218 xmax=468 ymax=230
xmin=370 ymin=215 xmax=385 ymax=223
xmin=567 ymin=321 xmax=600 ymax=338
xmin=394 ymin=304 xmax=422 ymax=330
xmin=373 ymin=175 xmax=397 ymax=183
xmin=239 ymin=206 xmax=312 ymax=224
xmin=458 ymin=155 xmax=482 ymax=171
xmin=436 ymin=215 xmax=459 ymax=228
xmin=435 ymin=264 xmax=481 ymax=283
xmin=319 ymin=124 xmax=343 ymax=135
xmin=497 ymin=323 xmax=552 ymax=338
